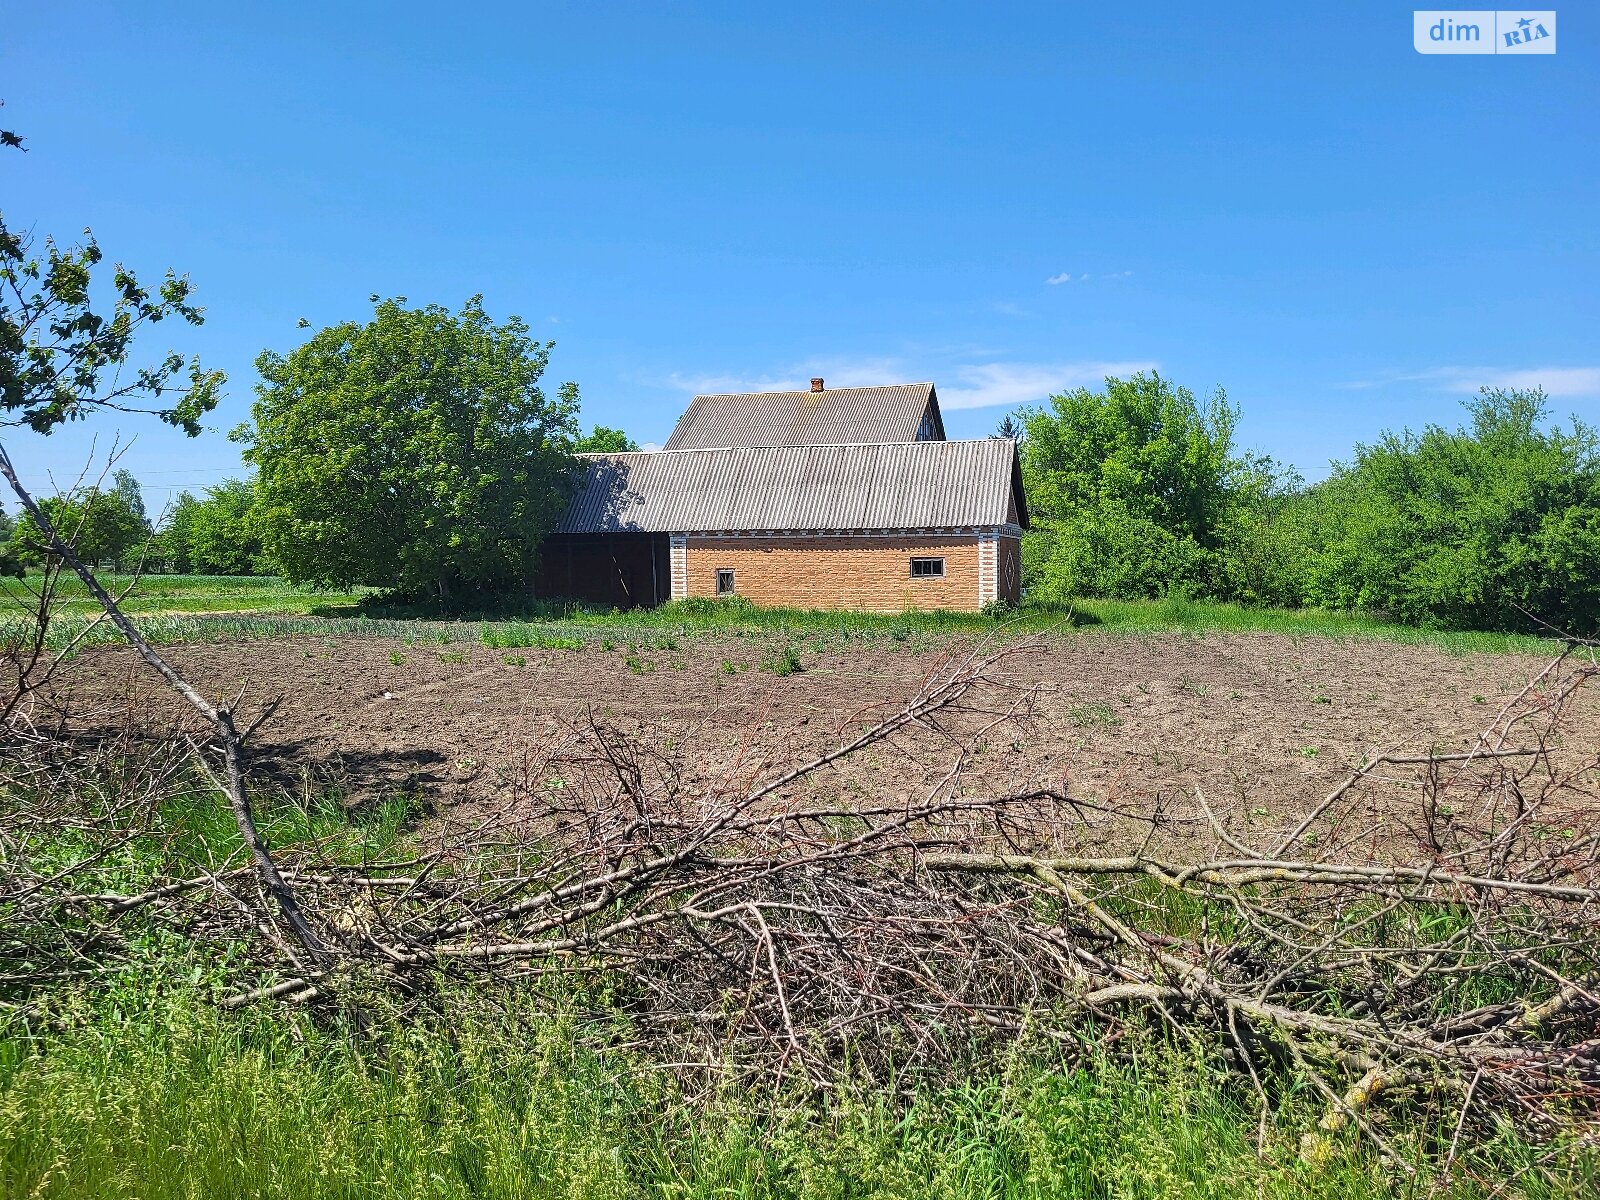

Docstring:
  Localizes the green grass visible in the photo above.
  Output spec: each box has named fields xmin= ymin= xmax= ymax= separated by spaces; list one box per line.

xmin=3 ymin=576 xmax=1565 ymax=659
xmin=479 ymin=623 xmax=586 ymax=651
xmin=1068 ymin=595 xmax=1558 ymax=656
xmin=4 ymin=984 xmax=1585 ymax=1200
xmin=5 ymin=573 xmax=367 ymax=617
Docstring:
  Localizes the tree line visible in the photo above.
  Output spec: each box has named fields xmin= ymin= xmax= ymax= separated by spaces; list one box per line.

xmin=1016 ymin=373 xmax=1600 ymax=634
xmin=0 ymin=470 xmax=261 ymax=576
xmin=1 ymin=297 xmax=638 ymax=585
xmin=4 ymin=286 xmax=1593 ymax=633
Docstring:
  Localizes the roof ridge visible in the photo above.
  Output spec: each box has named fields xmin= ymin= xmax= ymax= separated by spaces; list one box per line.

xmin=581 ymin=437 xmax=1003 ymax=459
xmin=690 ymin=381 xmax=933 ymax=400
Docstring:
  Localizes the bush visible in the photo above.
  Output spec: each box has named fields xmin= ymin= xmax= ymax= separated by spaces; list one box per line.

xmin=1019 ymin=373 xmax=1257 ymax=601
xmin=1245 ymin=388 xmax=1600 ymax=633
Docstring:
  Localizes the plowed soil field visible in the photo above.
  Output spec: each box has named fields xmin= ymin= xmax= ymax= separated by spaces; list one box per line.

xmin=58 ymin=629 xmax=1599 ymax=858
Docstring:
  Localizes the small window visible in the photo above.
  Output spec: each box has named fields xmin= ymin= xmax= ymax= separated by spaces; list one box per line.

xmin=909 ymin=557 xmax=945 ymax=578
xmin=716 ymin=568 xmax=736 ymax=596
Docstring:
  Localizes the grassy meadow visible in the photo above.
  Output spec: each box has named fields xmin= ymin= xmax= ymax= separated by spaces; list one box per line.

xmin=4 ymin=572 xmax=1563 ymax=658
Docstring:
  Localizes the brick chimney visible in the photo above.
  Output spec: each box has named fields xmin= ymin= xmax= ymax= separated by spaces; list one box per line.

xmin=810 ymin=377 xmax=824 ymax=393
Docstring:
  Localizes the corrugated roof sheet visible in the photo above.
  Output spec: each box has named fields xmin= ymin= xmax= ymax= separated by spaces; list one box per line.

xmin=662 ymin=382 xmax=944 ymax=450
xmin=554 ymin=439 xmax=1026 ymax=534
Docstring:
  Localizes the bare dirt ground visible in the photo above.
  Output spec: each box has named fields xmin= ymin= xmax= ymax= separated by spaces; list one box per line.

xmin=58 ymin=629 xmax=1599 ymax=858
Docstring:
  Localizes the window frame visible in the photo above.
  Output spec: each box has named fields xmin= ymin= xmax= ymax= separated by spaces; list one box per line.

xmin=715 ymin=568 xmax=737 ymax=596
xmin=909 ymin=556 xmax=946 ymax=579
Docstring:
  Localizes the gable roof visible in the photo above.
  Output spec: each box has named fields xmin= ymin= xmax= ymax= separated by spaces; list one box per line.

xmin=662 ymin=382 xmax=944 ymax=451
xmin=555 ymin=439 xmax=1026 ymax=535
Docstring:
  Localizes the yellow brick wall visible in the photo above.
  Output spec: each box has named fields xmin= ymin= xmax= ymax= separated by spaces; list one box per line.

xmin=685 ymin=535 xmax=983 ymax=612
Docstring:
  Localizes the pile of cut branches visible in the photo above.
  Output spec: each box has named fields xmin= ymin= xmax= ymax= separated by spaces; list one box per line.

xmin=3 ymin=486 xmax=1598 ymax=1168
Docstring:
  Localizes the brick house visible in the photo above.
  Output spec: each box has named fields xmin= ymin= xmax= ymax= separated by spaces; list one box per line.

xmin=537 ymin=380 xmax=1026 ymax=612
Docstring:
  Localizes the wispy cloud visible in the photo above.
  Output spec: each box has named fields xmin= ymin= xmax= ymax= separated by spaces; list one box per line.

xmin=990 ymin=300 xmax=1032 ymax=317
xmin=938 ymin=360 xmax=1159 ymax=410
xmin=662 ymin=356 xmax=1157 ymax=412
xmin=664 ymin=357 xmax=915 ymax=397
xmin=1046 ymin=270 xmax=1132 ymax=285
xmin=1342 ymin=365 xmax=1600 ymax=398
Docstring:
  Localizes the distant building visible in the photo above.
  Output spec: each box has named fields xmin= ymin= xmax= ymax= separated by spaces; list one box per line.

xmin=538 ymin=380 xmax=1026 ymax=612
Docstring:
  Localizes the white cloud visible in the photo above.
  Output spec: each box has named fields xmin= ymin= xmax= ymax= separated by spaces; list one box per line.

xmin=664 ymin=356 xmax=914 ymax=397
xmin=662 ymin=356 xmax=1158 ymax=412
xmin=1046 ymin=270 xmax=1131 ymax=285
xmin=1465 ymin=366 xmax=1600 ymax=398
xmin=664 ymin=370 xmax=802 ymax=395
xmin=938 ymin=360 xmax=1160 ymax=410
xmin=1342 ymin=365 xmax=1600 ymax=398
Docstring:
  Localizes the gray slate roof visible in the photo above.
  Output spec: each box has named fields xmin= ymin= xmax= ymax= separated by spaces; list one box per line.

xmin=662 ymin=382 xmax=944 ymax=451
xmin=554 ymin=439 xmax=1026 ymax=534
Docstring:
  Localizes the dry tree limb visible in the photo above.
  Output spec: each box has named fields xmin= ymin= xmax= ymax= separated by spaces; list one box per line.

xmin=0 ymin=442 xmax=328 ymax=962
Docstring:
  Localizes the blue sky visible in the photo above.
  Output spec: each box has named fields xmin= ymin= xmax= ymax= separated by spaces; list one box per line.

xmin=3 ymin=2 xmax=1595 ymax=507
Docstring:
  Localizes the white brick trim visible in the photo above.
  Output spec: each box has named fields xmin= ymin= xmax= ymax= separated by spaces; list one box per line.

xmin=669 ymin=535 xmax=688 ymax=599
xmin=977 ymin=532 xmax=998 ymax=607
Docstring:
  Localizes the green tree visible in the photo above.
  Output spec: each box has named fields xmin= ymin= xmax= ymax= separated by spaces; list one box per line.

xmin=1213 ymin=458 xmax=1315 ymax=608
xmin=241 ymin=296 xmax=580 ymax=598
xmin=0 ymin=499 xmax=15 ymax=579
xmin=1019 ymin=373 xmax=1244 ymax=600
xmin=185 ymin=478 xmax=267 ymax=575
xmin=1301 ymin=388 xmax=1600 ymax=632
xmin=159 ymin=491 xmax=199 ymax=573
xmin=112 ymin=468 xmax=150 ymax=531
xmin=0 ymin=113 xmax=221 ymax=568
xmin=572 ymin=425 xmax=639 ymax=454
xmin=9 ymin=488 xmax=148 ymax=569
xmin=1 ymin=195 xmax=221 ymax=436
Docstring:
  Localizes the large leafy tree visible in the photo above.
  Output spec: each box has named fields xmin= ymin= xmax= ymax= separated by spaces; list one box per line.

xmin=1302 ymin=388 xmax=1600 ymax=631
xmin=159 ymin=491 xmax=200 ymax=574
xmin=183 ymin=478 xmax=266 ymax=575
xmin=157 ymin=479 xmax=266 ymax=575
xmin=1019 ymin=373 xmax=1247 ymax=599
xmin=242 ymin=297 xmax=581 ymax=598
xmin=111 ymin=468 xmax=149 ymax=531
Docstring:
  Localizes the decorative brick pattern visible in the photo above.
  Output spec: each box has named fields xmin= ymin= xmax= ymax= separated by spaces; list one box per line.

xmin=998 ymin=534 xmax=1021 ymax=604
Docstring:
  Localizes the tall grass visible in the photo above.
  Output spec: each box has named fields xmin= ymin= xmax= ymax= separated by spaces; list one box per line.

xmin=6 ymin=984 xmax=1578 ymax=1200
